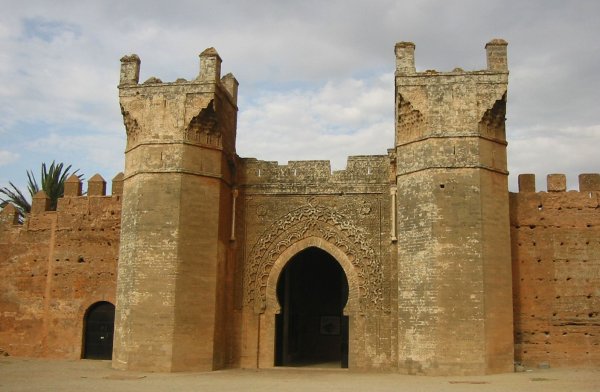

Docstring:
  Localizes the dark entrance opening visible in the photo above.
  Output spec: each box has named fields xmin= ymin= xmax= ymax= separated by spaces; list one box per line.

xmin=275 ymin=247 xmax=349 ymax=368
xmin=83 ymin=301 xmax=115 ymax=360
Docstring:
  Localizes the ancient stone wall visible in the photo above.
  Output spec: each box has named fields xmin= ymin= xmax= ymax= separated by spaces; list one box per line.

xmin=113 ymin=48 xmax=238 ymax=372
xmin=394 ymin=39 xmax=514 ymax=375
xmin=236 ymin=154 xmax=396 ymax=369
xmin=511 ymin=173 xmax=600 ymax=368
xmin=0 ymin=174 xmax=121 ymax=358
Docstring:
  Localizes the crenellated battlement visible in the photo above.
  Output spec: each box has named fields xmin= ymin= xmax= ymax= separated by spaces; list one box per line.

xmin=0 ymin=203 xmax=19 ymax=225
xmin=48 ymin=173 xmax=123 ymax=213
xmin=239 ymin=155 xmax=389 ymax=185
xmin=119 ymin=48 xmax=239 ymax=105
xmin=395 ymin=38 xmax=508 ymax=75
xmin=118 ymin=47 xmax=239 ymax=182
xmin=0 ymin=173 xmax=124 ymax=229
xmin=394 ymin=39 xmax=509 ymax=178
xmin=516 ymin=173 xmax=600 ymax=193
xmin=510 ymin=173 xmax=600 ymax=227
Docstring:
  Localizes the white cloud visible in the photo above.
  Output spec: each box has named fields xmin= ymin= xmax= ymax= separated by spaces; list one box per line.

xmin=0 ymin=0 xmax=599 ymax=193
xmin=26 ymin=132 xmax=125 ymax=178
xmin=508 ymin=124 xmax=600 ymax=191
xmin=0 ymin=151 xmax=19 ymax=166
xmin=237 ymin=74 xmax=394 ymax=169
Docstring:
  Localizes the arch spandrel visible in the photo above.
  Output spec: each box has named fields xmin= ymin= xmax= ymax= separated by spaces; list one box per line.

xmin=243 ymin=203 xmax=383 ymax=314
xmin=264 ymin=237 xmax=360 ymax=315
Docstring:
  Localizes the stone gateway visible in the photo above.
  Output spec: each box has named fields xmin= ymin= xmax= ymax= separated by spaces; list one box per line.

xmin=0 ymin=40 xmax=598 ymax=376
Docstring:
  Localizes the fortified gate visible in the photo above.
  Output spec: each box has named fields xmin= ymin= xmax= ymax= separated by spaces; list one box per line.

xmin=1 ymin=39 xmax=598 ymax=376
xmin=114 ymin=39 xmax=512 ymax=375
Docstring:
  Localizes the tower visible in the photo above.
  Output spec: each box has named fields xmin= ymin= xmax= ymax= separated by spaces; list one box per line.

xmin=113 ymin=49 xmax=239 ymax=371
xmin=394 ymin=40 xmax=514 ymax=374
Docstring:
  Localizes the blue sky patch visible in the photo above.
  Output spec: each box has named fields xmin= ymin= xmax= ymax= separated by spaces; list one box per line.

xmin=22 ymin=17 xmax=81 ymax=43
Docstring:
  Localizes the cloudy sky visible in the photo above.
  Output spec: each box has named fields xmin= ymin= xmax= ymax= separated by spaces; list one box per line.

xmin=1 ymin=0 xmax=598 ymax=197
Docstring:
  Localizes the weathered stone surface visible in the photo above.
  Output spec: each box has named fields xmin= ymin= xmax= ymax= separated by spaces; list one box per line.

xmin=113 ymin=46 xmax=238 ymax=372
xmin=111 ymin=172 xmax=124 ymax=195
xmin=547 ymin=174 xmax=567 ymax=192
xmin=510 ymin=178 xmax=600 ymax=368
xmin=0 ymin=39 xmax=598 ymax=376
xmin=395 ymin=39 xmax=513 ymax=375
xmin=579 ymin=173 xmax=600 ymax=191
xmin=64 ymin=174 xmax=82 ymax=197
xmin=87 ymin=174 xmax=106 ymax=196
xmin=0 ymin=192 xmax=120 ymax=358
xmin=518 ymin=174 xmax=536 ymax=192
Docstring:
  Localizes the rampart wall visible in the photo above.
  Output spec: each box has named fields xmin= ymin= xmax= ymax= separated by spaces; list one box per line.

xmin=1 ymin=169 xmax=599 ymax=369
xmin=510 ymin=173 xmax=600 ymax=368
xmin=239 ymin=155 xmax=391 ymax=192
xmin=0 ymin=174 xmax=123 ymax=358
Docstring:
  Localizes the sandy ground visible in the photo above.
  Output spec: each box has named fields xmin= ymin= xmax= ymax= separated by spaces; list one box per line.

xmin=0 ymin=357 xmax=598 ymax=392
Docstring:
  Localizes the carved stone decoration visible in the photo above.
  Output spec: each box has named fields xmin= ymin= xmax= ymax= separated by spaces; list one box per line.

xmin=256 ymin=204 xmax=268 ymax=218
xmin=121 ymin=105 xmax=141 ymax=150
xmin=184 ymin=99 xmax=222 ymax=148
xmin=359 ymin=201 xmax=372 ymax=216
xmin=244 ymin=203 xmax=384 ymax=313
xmin=478 ymin=92 xmax=507 ymax=140
xmin=396 ymin=94 xmax=425 ymax=144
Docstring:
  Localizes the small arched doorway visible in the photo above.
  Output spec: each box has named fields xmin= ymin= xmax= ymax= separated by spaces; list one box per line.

xmin=83 ymin=301 xmax=115 ymax=359
xmin=275 ymin=247 xmax=349 ymax=368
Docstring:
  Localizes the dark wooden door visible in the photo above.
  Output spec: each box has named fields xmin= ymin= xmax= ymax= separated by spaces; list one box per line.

xmin=83 ymin=302 xmax=115 ymax=359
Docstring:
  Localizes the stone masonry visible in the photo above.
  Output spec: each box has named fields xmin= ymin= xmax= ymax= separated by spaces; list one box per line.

xmin=511 ymin=173 xmax=600 ymax=367
xmin=394 ymin=39 xmax=513 ymax=374
xmin=0 ymin=175 xmax=121 ymax=358
xmin=0 ymin=39 xmax=598 ymax=375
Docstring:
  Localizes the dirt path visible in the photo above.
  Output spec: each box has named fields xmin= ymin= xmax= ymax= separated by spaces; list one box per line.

xmin=0 ymin=357 xmax=598 ymax=392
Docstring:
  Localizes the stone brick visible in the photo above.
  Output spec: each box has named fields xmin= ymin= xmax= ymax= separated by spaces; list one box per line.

xmin=64 ymin=174 xmax=82 ymax=197
xmin=0 ymin=192 xmax=120 ymax=358
xmin=87 ymin=174 xmax=106 ymax=196
xmin=547 ymin=174 xmax=566 ymax=192
xmin=395 ymin=39 xmax=513 ymax=375
xmin=579 ymin=173 xmax=600 ymax=191
xmin=510 ymin=187 xmax=600 ymax=368
xmin=518 ymin=174 xmax=536 ymax=192
xmin=111 ymin=172 xmax=124 ymax=195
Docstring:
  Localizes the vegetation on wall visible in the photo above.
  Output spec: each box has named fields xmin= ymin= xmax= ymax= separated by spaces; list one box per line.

xmin=0 ymin=161 xmax=81 ymax=220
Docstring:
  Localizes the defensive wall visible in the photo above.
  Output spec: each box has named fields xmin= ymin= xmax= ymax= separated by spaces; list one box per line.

xmin=1 ymin=171 xmax=598 ymax=368
xmin=0 ymin=174 xmax=122 ymax=358
xmin=239 ymin=155 xmax=391 ymax=186
xmin=510 ymin=173 xmax=600 ymax=368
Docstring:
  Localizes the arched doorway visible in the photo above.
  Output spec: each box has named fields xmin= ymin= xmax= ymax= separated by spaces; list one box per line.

xmin=275 ymin=247 xmax=349 ymax=368
xmin=83 ymin=301 xmax=115 ymax=359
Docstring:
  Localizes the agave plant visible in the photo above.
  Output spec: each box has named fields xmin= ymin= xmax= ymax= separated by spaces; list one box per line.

xmin=0 ymin=161 xmax=81 ymax=220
